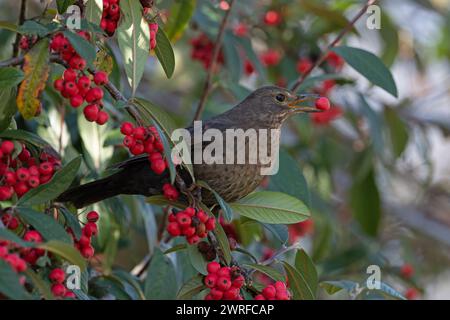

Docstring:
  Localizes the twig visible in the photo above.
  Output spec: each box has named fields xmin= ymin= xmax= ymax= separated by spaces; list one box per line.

xmin=12 ymin=0 xmax=27 ymax=57
xmin=290 ymin=0 xmax=378 ymax=92
xmin=192 ymin=0 xmax=236 ymax=122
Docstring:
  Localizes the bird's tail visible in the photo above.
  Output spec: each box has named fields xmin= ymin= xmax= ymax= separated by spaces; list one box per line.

xmin=57 ymin=175 xmax=126 ymax=208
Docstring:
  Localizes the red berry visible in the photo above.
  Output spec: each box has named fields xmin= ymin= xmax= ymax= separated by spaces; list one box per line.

xmin=96 ymin=110 xmax=109 ymax=125
xmin=204 ymin=274 xmax=218 ymax=288
xmin=315 ymin=97 xmax=331 ymax=111
xmin=18 ymin=148 xmax=31 ymax=161
xmin=23 ymin=230 xmax=43 ymax=243
xmin=120 ymin=122 xmax=134 ymax=135
xmin=262 ymin=285 xmax=276 ymax=299
xmin=400 ymin=264 xmax=414 ymax=279
xmin=217 ymin=266 xmax=231 ymax=277
xmin=64 ymin=81 xmax=79 ymax=96
xmin=405 ymin=288 xmax=419 ymax=300
xmin=205 ymin=217 xmax=216 ymax=231
xmin=210 ymin=288 xmax=223 ymax=300
xmin=28 ymin=176 xmax=40 ymax=188
xmin=78 ymin=235 xmax=91 ymax=247
xmin=216 ymin=277 xmax=232 ymax=291
xmin=130 ymin=142 xmax=145 ymax=155
xmin=83 ymin=104 xmax=99 ymax=122
xmin=223 ymin=287 xmax=240 ymax=300
xmin=264 ymin=10 xmax=281 ymax=26
xmin=14 ymin=182 xmax=29 ymax=197
xmin=39 ymin=162 xmax=54 ymax=175
xmin=94 ymin=71 xmax=108 ymax=85
xmin=81 ymin=245 xmax=95 ymax=259
xmin=86 ymin=211 xmax=99 ymax=222
xmin=85 ymin=87 xmax=104 ymax=103
xmin=77 ymin=75 xmax=91 ymax=91
xmin=187 ymin=235 xmax=200 ymax=245
xmin=167 ymin=222 xmax=181 ymax=236
xmin=232 ymin=275 xmax=245 ymax=288
xmin=182 ymin=226 xmax=196 ymax=237
xmin=176 ymin=213 xmax=191 ymax=227
xmin=254 ymin=294 xmax=266 ymax=300
xmin=296 ymin=58 xmax=313 ymax=74
xmin=123 ymin=135 xmax=135 ymax=148
xmin=63 ymin=69 xmax=77 ymax=82
xmin=69 ymin=55 xmax=86 ymax=70
xmin=49 ymin=268 xmax=66 ymax=284
xmin=0 ymin=186 xmax=14 ymax=201
xmin=16 ymin=168 xmax=30 ymax=181
xmin=151 ymin=159 xmax=166 ymax=175
xmin=84 ymin=222 xmax=98 ymax=236
xmin=196 ymin=210 xmax=208 ymax=223
xmin=54 ymin=78 xmax=64 ymax=91
xmin=1 ymin=140 xmax=15 ymax=154
xmin=64 ymin=291 xmax=76 ymax=299
xmin=51 ymin=283 xmax=66 ymax=297
xmin=133 ymin=127 xmax=146 ymax=140
xmin=70 ymin=95 xmax=84 ymax=108
xmin=4 ymin=171 xmax=16 ymax=185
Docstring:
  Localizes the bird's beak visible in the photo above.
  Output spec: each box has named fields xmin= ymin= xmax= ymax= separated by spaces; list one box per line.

xmin=287 ymin=94 xmax=322 ymax=113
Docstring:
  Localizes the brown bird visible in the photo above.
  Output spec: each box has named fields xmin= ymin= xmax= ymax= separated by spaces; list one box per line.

xmin=57 ymin=86 xmax=321 ymax=208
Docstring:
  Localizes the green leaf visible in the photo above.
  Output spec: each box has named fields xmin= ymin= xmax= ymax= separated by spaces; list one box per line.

xmin=164 ymin=0 xmax=196 ymax=40
xmin=56 ymin=0 xmax=76 ymax=14
xmin=300 ymin=0 xmax=352 ymax=30
xmin=85 ymin=0 xmax=103 ymax=26
xmin=331 ymin=46 xmax=398 ymax=97
xmin=24 ymin=269 xmax=54 ymax=300
xmin=163 ymin=243 xmax=187 ymax=255
xmin=320 ymin=280 xmax=359 ymax=295
xmin=243 ymin=264 xmax=285 ymax=282
xmin=154 ymin=28 xmax=175 ymax=78
xmin=261 ymin=223 xmax=288 ymax=244
xmin=177 ymin=274 xmax=205 ymax=300
xmin=187 ymin=244 xmax=208 ymax=275
xmin=0 ymin=87 xmax=17 ymax=132
xmin=229 ymin=191 xmax=310 ymax=224
xmin=213 ymin=221 xmax=233 ymax=265
xmin=16 ymin=39 xmax=50 ymax=120
xmin=197 ymin=181 xmax=233 ymax=222
xmin=63 ymin=30 xmax=97 ymax=66
xmin=18 ymin=156 xmax=82 ymax=206
xmin=18 ymin=21 xmax=52 ymax=37
xmin=147 ymin=195 xmax=186 ymax=209
xmin=0 ymin=21 xmax=19 ymax=33
xmin=59 ymin=207 xmax=82 ymax=240
xmin=144 ymin=248 xmax=177 ymax=299
xmin=0 ymin=129 xmax=50 ymax=148
xmin=117 ymin=0 xmax=150 ymax=96
xmin=39 ymin=240 xmax=87 ymax=270
xmin=268 ymin=148 xmax=311 ymax=207
xmin=16 ymin=207 xmax=72 ymax=244
xmin=350 ymin=166 xmax=381 ymax=237
xmin=0 ymin=260 xmax=31 ymax=300
xmin=385 ymin=107 xmax=409 ymax=158
xmin=283 ymin=261 xmax=315 ymax=300
xmin=295 ymin=249 xmax=318 ymax=298
xmin=0 ymin=67 xmax=24 ymax=88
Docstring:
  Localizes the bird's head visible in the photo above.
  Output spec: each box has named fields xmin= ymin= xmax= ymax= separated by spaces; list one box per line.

xmin=237 ymin=86 xmax=325 ymax=128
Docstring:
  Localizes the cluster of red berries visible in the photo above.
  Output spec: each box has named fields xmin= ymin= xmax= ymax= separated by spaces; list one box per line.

xmin=48 ymin=268 xmax=76 ymax=298
xmin=204 ymin=262 xmax=244 ymax=300
xmin=69 ymin=211 xmax=99 ymax=259
xmin=101 ymin=0 xmax=121 ymax=36
xmin=50 ymin=32 xmax=110 ymax=125
xmin=166 ymin=207 xmax=216 ymax=245
xmin=190 ymin=34 xmax=224 ymax=70
xmin=0 ymin=140 xmax=60 ymax=201
xmin=0 ymin=240 xmax=27 ymax=286
xmin=19 ymin=35 xmax=37 ymax=51
xmin=254 ymin=281 xmax=291 ymax=300
xmin=120 ymin=122 xmax=169 ymax=174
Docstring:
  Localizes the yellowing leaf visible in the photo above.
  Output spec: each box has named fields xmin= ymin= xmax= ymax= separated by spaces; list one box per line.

xmin=16 ymin=39 xmax=50 ymax=120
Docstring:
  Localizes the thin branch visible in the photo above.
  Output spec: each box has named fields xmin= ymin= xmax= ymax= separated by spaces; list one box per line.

xmin=192 ymin=0 xmax=236 ymax=122
xmin=290 ymin=0 xmax=378 ymax=92
xmin=12 ymin=0 xmax=27 ymax=57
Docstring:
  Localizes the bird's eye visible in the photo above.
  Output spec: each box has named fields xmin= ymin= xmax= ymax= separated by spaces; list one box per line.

xmin=275 ymin=94 xmax=286 ymax=102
